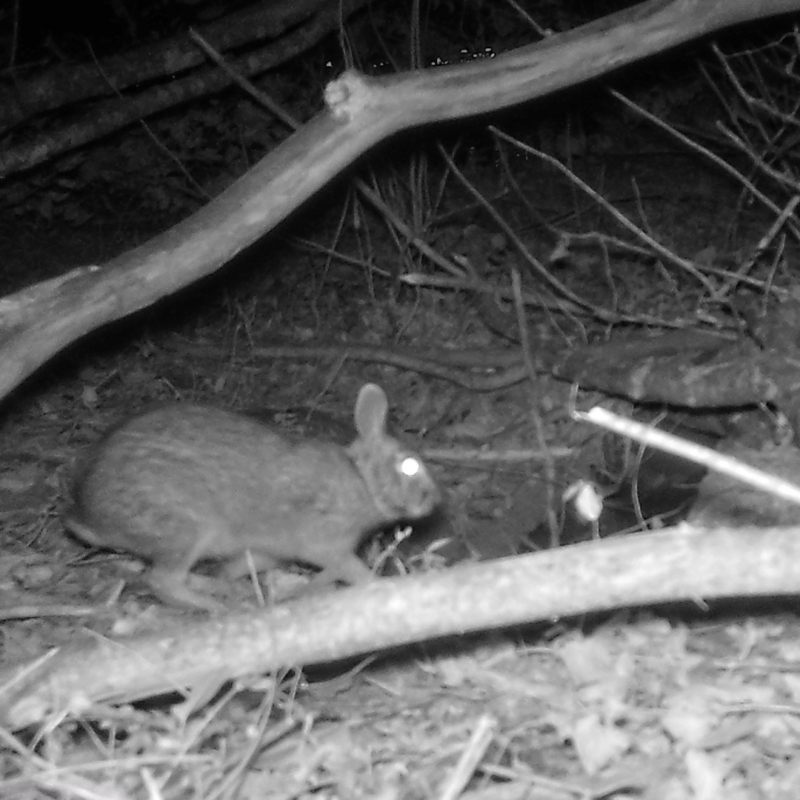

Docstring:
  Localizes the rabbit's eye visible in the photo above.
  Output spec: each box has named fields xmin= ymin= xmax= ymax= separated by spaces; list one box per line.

xmin=399 ymin=456 xmax=422 ymax=477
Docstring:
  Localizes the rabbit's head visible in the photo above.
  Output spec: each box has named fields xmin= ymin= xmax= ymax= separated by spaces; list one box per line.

xmin=347 ymin=384 xmax=440 ymax=521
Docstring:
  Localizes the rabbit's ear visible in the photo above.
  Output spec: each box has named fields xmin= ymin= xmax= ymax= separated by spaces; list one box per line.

xmin=354 ymin=383 xmax=389 ymax=437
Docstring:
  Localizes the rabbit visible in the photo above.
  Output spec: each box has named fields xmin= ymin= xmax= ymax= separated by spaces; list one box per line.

xmin=63 ymin=383 xmax=441 ymax=611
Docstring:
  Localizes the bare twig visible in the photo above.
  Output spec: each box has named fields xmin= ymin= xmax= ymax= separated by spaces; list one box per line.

xmin=493 ymin=126 xmax=717 ymax=294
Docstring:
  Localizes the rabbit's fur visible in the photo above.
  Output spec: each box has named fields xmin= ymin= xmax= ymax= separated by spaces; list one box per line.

xmin=64 ymin=384 xmax=440 ymax=610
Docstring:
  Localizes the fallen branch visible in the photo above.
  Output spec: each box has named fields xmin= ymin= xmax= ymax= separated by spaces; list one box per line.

xmin=0 ymin=0 xmax=797 ymax=404
xmin=2 ymin=524 xmax=799 ymax=730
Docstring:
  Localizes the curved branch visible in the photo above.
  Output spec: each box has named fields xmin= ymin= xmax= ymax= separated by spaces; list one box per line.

xmin=1 ymin=524 xmax=798 ymax=729
xmin=0 ymin=0 xmax=797 ymax=402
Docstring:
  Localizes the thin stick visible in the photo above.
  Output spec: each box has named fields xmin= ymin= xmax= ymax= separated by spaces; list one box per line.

xmin=436 ymin=715 xmax=497 ymax=800
xmin=576 ymin=406 xmax=800 ymax=507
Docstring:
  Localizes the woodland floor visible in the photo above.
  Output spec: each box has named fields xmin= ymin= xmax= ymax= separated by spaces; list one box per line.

xmin=1 ymin=63 xmax=799 ymax=799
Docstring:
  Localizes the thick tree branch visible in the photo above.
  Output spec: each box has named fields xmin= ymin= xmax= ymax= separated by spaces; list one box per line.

xmin=0 ymin=0 xmax=371 ymax=174
xmin=0 ymin=0 xmax=797 ymax=401
xmin=1 ymin=524 xmax=798 ymax=729
xmin=0 ymin=0 xmax=364 ymax=132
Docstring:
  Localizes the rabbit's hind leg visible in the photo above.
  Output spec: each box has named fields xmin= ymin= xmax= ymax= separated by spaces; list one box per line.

xmin=145 ymin=564 xmax=227 ymax=611
xmin=307 ymin=553 xmax=375 ymax=588
xmin=145 ymin=534 xmax=230 ymax=612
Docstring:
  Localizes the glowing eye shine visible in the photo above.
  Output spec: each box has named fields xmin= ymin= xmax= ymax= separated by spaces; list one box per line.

xmin=400 ymin=456 xmax=421 ymax=477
